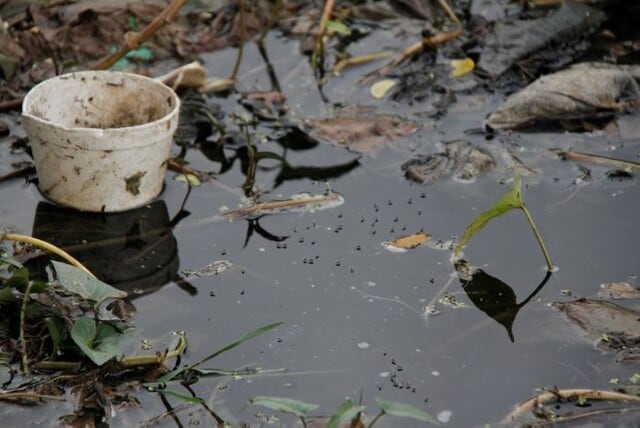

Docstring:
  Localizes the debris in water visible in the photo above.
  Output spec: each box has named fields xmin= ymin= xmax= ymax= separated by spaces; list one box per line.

xmin=382 ymin=232 xmax=431 ymax=253
xmin=598 ymin=282 xmax=640 ymax=300
xmin=487 ymin=63 xmax=640 ymax=130
xmin=183 ymin=260 xmax=233 ymax=277
xmin=224 ymin=192 xmax=345 ymax=220
xmin=477 ymin=1 xmax=605 ymax=78
xmin=553 ymin=298 xmax=640 ymax=361
xmin=301 ymin=110 xmax=417 ymax=154
xmin=402 ymin=140 xmax=495 ymax=184
xmin=370 ymin=79 xmax=397 ymax=99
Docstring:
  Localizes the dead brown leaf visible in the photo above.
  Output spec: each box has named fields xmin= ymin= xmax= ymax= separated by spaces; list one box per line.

xmin=301 ymin=111 xmax=417 ymax=154
xmin=383 ymin=232 xmax=431 ymax=252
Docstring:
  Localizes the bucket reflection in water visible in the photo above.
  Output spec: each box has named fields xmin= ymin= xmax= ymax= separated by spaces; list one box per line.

xmin=29 ymin=200 xmax=179 ymax=297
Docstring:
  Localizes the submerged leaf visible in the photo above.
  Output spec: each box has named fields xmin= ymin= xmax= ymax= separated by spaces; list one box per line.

xmin=376 ymin=398 xmax=440 ymax=424
xmin=454 ymin=176 xmax=522 ymax=258
xmin=599 ymin=282 xmax=640 ymax=300
xmin=302 ymin=112 xmax=417 ymax=154
xmin=553 ymin=299 xmax=640 ymax=355
xmin=52 ymin=261 xmax=127 ymax=306
xmin=250 ymin=396 xmax=319 ymax=417
xmin=403 ymin=140 xmax=495 ymax=184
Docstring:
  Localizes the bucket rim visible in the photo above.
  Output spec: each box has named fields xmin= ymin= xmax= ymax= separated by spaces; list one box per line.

xmin=22 ymin=70 xmax=180 ymax=134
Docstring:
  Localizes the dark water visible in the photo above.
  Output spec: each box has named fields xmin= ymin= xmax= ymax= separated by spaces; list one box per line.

xmin=2 ymin=31 xmax=640 ymax=427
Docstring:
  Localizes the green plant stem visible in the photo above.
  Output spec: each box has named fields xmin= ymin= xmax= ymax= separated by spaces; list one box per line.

xmin=520 ymin=204 xmax=554 ymax=271
xmin=368 ymin=410 xmax=385 ymax=428
xmin=229 ymin=0 xmax=246 ymax=82
xmin=1 ymin=233 xmax=94 ymax=277
xmin=20 ymin=280 xmax=33 ymax=375
xmin=299 ymin=415 xmax=308 ymax=428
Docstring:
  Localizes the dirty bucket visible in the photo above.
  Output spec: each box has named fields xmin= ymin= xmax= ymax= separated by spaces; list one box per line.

xmin=22 ymin=70 xmax=180 ymax=212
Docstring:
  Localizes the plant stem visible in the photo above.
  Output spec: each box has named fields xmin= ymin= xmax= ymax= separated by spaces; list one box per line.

xmin=520 ymin=204 xmax=554 ymax=271
xmin=300 ymin=415 xmax=308 ymax=428
xmin=367 ymin=410 xmax=385 ymax=428
xmin=1 ymin=233 xmax=94 ymax=277
xmin=120 ymin=331 xmax=187 ymax=367
xmin=20 ymin=280 xmax=33 ymax=375
xmin=229 ymin=0 xmax=246 ymax=83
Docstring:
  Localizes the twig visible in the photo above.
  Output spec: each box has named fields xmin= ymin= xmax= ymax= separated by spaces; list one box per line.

xmin=502 ymin=388 xmax=640 ymax=424
xmin=556 ymin=150 xmax=640 ymax=172
xmin=20 ymin=280 xmax=33 ymax=375
xmin=90 ymin=0 xmax=187 ymax=70
xmin=1 ymin=233 xmax=94 ymax=277
xmin=311 ymin=0 xmax=336 ymax=71
xmin=360 ymin=27 xmax=462 ymax=84
xmin=0 ymin=391 xmax=66 ymax=401
xmin=435 ymin=0 xmax=460 ymax=24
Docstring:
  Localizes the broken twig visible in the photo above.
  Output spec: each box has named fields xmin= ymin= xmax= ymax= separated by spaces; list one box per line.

xmin=90 ymin=0 xmax=187 ymax=70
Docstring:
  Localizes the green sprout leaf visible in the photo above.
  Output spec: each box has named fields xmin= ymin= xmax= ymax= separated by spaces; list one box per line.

xmin=454 ymin=176 xmax=523 ymax=259
xmin=328 ymin=398 xmax=366 ymax=428
xmin=71 ymin=316 xmax=123 ymax=366
xmin=376 ymin=398 xmax=440 ymax=424
xmin=454 ymin=176 xmax=553 ymax=270
xmin=52 ymin=261 xmax=127 ymax=306
xmin=322 ymin=19 xmax=351 ymax=36
xmin=158 ymin=321 xmax=283 ymax=383
xmin=250 ymin=396 xmax=319 ymax=418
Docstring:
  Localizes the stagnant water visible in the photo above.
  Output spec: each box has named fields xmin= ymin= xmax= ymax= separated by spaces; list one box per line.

xmin=2 ymin=30 xmax=640 ymax=427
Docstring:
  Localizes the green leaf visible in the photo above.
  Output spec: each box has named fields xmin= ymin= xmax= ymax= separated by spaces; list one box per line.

xmin=158 ymin=321 xmax=283 ymax=383
xmin=0 ymin=252 xmax=23 ymax=270
xmin=52 ymin=261 xmax=127 ymax=306
xmin=44 ymin=317 xmax=64 ymax=357
xmin=454 ymin=176 xmax=523 ymax=258
xmin=71 ymin=316 xmax=122 ymax=366
xmin=376 ymin=398 xmax=440 ymax=424
xmin=159 ymin=389 xmax=204 ymax=404
xmin=250 ymin=396 xmax=319 ymax=417
xmin=328 ymin=398 xmax=366 ymax=428
xmin=322 ymin=19 xmax=351 ymax=36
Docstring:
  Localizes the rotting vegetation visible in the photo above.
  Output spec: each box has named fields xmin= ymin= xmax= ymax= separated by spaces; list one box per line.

xmin=2 ymin=0 xmax=640 ymax=426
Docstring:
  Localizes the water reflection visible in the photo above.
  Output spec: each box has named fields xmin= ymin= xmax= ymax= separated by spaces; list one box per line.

xmin=27 ymin=200 xmax=188 ymax=297
xmin=457 ymin=260 xmax=552 ymax=342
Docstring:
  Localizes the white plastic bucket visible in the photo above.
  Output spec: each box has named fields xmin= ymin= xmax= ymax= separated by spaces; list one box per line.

xmin=22 ymin=70 xmax=180 ymax=212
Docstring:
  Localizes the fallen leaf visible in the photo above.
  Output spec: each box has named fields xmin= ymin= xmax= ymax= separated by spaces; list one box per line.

xmin=487 ymin=62 xmax=640 ymax=130
xmin=382 ymin=232 xmax=431 ymax=253
xmin=370 ymin=79 xmax=397 ymax=99
xmin=553 ymin=298 xmax=640 ymax=355
xmin=301 ymin=112 xmax=417 ymax=154
xmin=224 ymin=192 xmax=344 ymax=220
xmin=450 ymin=58 xmax=474 ymax=78
xmin=598 ymin=282 xmax=640 ymax=300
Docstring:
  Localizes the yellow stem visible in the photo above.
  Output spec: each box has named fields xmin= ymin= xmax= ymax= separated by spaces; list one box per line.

xmin=1 ymin=233 xmax=94 ymax=277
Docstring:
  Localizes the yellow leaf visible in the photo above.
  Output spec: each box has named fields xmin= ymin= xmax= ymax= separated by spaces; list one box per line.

xmin=450 ymin=58 xmax=475 ymax=78
xmin=382 ymin=232 xmax=431 ymax=253
xmin=370 ymin=79 xmax=397 ymax=99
